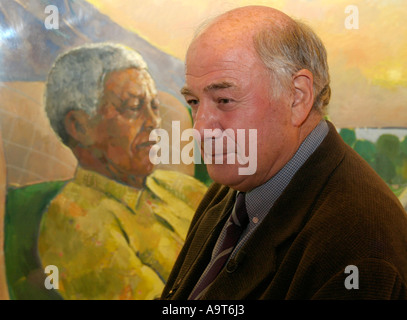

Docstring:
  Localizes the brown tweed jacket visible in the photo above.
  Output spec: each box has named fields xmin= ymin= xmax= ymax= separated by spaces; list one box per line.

xmin=162 ymin=121 xmax=407 ymax=299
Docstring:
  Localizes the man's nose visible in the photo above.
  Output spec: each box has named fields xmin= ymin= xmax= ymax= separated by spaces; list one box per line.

xmin=144 ymin=104 xmax=161 ymax=130
xmin=193 ymin=103 xmax=218 ymax=138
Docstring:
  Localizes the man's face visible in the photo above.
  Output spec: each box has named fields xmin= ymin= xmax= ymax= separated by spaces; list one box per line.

xmin=182 ymin=37 xmax=298 ymax=191
xmin=88 ymin=67 xmax=161 ymax=185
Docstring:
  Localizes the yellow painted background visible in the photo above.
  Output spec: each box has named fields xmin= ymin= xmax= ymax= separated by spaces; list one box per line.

xmin=88 ymin=0 xmax=407 ymax=128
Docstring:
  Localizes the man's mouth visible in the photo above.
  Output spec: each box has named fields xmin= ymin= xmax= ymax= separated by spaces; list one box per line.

xmin=136 ymin=141 xmax=156 ymax=149
xmin=202 ymin=148 xmax=237 ymax=164
xmin=132 ymin=130 xmax=158 ymax=151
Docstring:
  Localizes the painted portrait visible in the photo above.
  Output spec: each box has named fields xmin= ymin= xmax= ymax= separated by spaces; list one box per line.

xmin=0 ymin=0 xmax=406 ymax=300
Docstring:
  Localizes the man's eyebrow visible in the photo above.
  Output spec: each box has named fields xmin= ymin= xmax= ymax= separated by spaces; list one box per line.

xmin=204 ymin=81 xmax=236 ymax=92
xmin=180 ymin=81 xmax=236 ymax=96
xmin=180 ymin=87 xmax=193 ymax=96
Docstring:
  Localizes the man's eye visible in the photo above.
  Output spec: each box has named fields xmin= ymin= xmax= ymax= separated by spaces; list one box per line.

xmin=120 ymin=98 xmax=143 ymax=112
xmin=151 ymin=98 xmax=160 ymax=111
xmin=125 ymin=105 xmax=141 ymax=112
xmin=218 ymin=98 xmax=232 ymax=104
xmin=187 ymin=99 xmax=199 ymax=107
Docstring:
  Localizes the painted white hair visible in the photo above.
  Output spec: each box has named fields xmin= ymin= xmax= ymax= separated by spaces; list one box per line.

xmin=45 ymin=42 xmax=148 ymax=144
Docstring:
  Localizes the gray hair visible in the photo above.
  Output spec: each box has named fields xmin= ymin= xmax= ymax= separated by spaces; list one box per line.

xmin=253 ymin=20 xmax=331 ymax=114
xmin=45 ymin=43 xmax=148 ymax=144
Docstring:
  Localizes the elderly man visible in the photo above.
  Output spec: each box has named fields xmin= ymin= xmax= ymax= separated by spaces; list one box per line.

xmin=161 ymin=6 xmax=407 ymax=300
xmin=5 ymin=43 xmax=206 ymax=300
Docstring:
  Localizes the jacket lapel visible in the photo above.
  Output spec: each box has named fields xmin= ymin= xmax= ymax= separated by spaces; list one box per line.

xmin=170 ymin=186 xmax=237 ymax=299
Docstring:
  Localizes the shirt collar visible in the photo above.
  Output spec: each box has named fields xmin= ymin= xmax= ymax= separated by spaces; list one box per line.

xmin=74 ymin=167 xmax=143 ymax=210
xmin=243 ymin=120 xmax=329 ymax=224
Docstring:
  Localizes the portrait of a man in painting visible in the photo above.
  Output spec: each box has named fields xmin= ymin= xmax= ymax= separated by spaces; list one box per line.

xmin=4 ymin=43 xmax=207 ymax=300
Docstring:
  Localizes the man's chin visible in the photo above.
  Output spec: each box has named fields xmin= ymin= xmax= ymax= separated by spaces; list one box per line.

xmin=206 ymin=164 xmax=248 ymax=190
xmin=133 ymin=163 xmax=155 ymax=179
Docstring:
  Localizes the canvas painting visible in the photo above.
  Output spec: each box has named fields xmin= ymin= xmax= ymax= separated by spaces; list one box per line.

xmin=0 ymin=0 xmax=406 ymax=300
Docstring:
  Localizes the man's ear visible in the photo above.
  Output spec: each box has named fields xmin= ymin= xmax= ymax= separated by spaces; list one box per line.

xmin=291 ymin=69 xmax=314 ymax=127
xmin=64 ymin=110 xmax=94 ymax=146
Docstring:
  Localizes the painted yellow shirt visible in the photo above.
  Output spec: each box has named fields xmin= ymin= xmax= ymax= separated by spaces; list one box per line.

xmin=38 ymin=168 xmax=207 ymax=300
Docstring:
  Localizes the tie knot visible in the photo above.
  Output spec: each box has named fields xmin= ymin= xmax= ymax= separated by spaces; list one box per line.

xmin=233 ymin=192 xmax=249 ymax=228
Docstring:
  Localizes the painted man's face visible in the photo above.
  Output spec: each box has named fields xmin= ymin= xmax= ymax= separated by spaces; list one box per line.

xmin=89 ymin=67 xmax=161 ymax=187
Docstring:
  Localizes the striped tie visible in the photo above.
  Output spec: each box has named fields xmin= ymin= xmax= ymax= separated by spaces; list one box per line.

xmin=189 ymin=192 xmax=249 ymax=300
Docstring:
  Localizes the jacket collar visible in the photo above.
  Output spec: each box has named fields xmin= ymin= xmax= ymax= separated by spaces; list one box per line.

xmin=246 ymin=121 xmax=345 ymax=248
